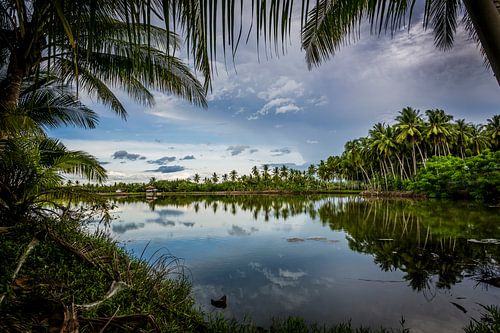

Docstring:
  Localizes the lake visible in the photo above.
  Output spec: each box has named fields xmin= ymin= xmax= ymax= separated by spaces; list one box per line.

xmin=103 ymin=195 xmax=500 ymax=332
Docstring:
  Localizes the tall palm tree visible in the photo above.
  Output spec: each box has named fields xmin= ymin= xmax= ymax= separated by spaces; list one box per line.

xmin=485 ymin=115 xmax=500 ymax=150
xmin=469 ymin=124 xmax=490 ymax=155
xmin=453 ymin=119 xmax=473 ymax=158
xmin=396 ymin=107 xmax=424 ymax=175
xmin=424 ymin=109 xmax=454 ymax=156
xmin=0 ymin=0 xmax=207 ymax=118
xmin=193 ymin=173 xmax=201 ymax=183
xmin=229 ymin=169 xmax=238 ymax=182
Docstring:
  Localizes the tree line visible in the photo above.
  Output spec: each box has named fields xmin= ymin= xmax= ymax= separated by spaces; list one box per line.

xmin=315 ymin=108 xmax=499 ymax=196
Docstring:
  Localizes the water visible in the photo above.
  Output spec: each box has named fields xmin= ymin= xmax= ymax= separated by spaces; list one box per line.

xmin=103 ymin=195 xmax=500 ymax=332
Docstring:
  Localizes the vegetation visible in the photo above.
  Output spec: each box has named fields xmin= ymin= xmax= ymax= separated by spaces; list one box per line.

xmin=315 ymin=109 xmax=499 ymax=202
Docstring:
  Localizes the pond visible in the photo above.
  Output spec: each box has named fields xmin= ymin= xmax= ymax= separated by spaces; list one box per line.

xmin=104 ymin=195 xmax=500 ymax=332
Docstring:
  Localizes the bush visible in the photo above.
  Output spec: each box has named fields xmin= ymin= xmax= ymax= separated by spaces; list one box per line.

xmin=406 ymin=151 xmax=500 ymax=203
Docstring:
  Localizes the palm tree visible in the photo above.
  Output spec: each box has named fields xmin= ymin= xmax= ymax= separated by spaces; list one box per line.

xmin=0 ymin=1 xmax=207 ymax=118
xmin=193 ymin=173 xmax=201 ymax=183
xmin=424 ymin=109 xmax=454 ymax=156
xmin=485 ymin=115 xmax=500 ymax=151
xmin=229 ymin=170 xmax=238 ymax=182
xmin=279 ymin=165 xmax=289 ymax=181
xmin=453 ymin=119 xmax=473 ymax=158
xmin=1 ymin=73 xmax=98 ymax=138
xmin=211 ymin=172 xmax=219 ymax=183
xmin=469 ymin=124 xmax=490 ymax=155
xmin=0 ymin=135 xmax=106 ymax=224
xmin=396 ymin=107 xmax=424 ymax=176
xmin=369 ymin=123 xmax=399 ymax=181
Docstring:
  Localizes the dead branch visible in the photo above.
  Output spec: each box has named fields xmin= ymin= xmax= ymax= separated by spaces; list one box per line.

xmin=60 ymin=303 xmax=79 ymax=333
xmin=0 ymin=237 xmax=39 ymax=306
xmin=75 ymin=281 xmax=128 ymax=310
xmin=79 ymin=314 xmax=160 ymax=332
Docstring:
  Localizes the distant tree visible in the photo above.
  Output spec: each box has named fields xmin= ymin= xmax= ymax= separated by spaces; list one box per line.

xmin=193 ymin=174 xmax=201 ymax=184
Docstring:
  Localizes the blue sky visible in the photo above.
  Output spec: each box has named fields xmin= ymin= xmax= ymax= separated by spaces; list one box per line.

xmin=50 ymin=17 xmax=500 ymax=183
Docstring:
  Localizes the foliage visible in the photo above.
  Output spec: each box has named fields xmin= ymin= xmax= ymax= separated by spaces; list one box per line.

xmin=207 ymin=315 xmax=409 ymax=333
xmin=464 ymin=305 xmax=500 ymax=333
xmin=407 ymin=151 xmax=500 ymax=202
xmin=318 ymin=108 xmax=498 ymax=200
xmin=0 ymin=212 xmax=204 ymax=332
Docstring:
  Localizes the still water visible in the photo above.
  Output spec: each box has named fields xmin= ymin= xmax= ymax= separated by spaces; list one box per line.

xmin=105 ymin=195 xmax=500 ymax=332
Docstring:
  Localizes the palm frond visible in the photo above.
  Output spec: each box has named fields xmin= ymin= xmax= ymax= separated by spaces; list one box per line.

xmin=38 ymin=138 xmax=107 ymax=183
xmin=19 ymin=80 xmax=98 ymax=130
xmin=426 ymin=0 xmax=460 ymax=50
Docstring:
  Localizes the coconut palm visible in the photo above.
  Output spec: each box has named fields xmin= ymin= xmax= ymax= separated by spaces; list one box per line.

xmin=369 ymin=123 xmax=400 ymax=181
xmin=396 ymin=107 xmax=424 ymax=175
xmin=229 ymin=170 xmax=238 ymax=182
xmin=193 ymin=173 xmax=201 ymax=183
xmin=0 ymin=135 xmax=106 ymax=225
xmin=0 ymin=0 xmax=207 ymax=119
xmin=453 ymin=119 xmax=473 ymax=158
xmin=1 ymin=73 xmax=98 ymax=138
xmin=484 ymin=115 xmax=500 ymax=150
xmin=469 ymin=124 xmax=490 ymax=155
xmin=424 ymin=109 xmax=454 ymax=156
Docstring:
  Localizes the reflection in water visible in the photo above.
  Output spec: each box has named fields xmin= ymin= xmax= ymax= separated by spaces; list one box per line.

xmin=107 ymin=195 xmax=500 ymax=332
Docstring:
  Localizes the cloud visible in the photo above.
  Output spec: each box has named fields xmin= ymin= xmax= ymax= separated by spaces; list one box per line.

xmin=276 ymin=103 xmax=301 ymax=114
xmin=157 ymin=209 xmax=184 ymax=217
xmin=257 ymin=76 xmax=304 ymax=100
xmin=180 ymin=155 xmax=196 ymax=160
xmin=112 ymin=150 xmax=146 ymax=161
xmin=112 ymin=222 xmax=145 ymax=234
xmin=228 ymin=225 xmax=258 ymax=236
xmin=306 ymin=140 xmax=319 ymax=144
xmin=147 ymin=156 xmax=176 ymax=165
xmin=270 ymin=147 xmax=291 ymax=156
xmin=148 ymin=165 xmax=185 ymax=173
xmin=146 ymin=218 xmax=176 ymax=227
xmin=99 ymin=161 xmax=110 ymax=165
xmin=249 ymin=149 xmax=258 ymax=154
xmin=267 ymin=163 xmax=308 ymax=171
xmin=226 ymin=145 xmax=251 ymax=156
xmin=308 ymin=95 xmax=328 ymax=106
xmin=249 ymin=262 xmax=307 ymax=288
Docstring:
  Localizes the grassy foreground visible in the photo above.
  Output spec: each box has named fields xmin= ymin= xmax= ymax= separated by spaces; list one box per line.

xmin=1 ymin=216 xmax=498 ymax=332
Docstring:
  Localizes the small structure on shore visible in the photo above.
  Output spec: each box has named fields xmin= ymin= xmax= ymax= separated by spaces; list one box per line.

xmin=146 ymin=185 xmax=158 ymax=198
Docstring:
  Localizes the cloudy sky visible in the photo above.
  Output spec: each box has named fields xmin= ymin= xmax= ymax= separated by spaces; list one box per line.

xmin=50 ymin=12 xmax=500 ymax=183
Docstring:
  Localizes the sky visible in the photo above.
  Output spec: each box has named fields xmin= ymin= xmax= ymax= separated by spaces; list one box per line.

xmin=50 ymin=12 xmax=500 ymax=183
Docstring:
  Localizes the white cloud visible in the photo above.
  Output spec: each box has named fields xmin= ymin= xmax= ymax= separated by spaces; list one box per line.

xmin=258 ymin=76 xmax=304 ymax=100
xmin=276 ymin=104 xmax=301 ymax=114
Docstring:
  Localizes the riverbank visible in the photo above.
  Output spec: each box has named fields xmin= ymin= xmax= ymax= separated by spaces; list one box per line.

xmin=359 ymin=190 xmax=425 ymax=198
xmin=96 ymin=189 xmax=362 ymax=197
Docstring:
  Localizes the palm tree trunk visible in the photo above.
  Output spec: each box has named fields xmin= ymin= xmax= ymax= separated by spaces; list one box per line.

xmin=0 ymin=51 xmax=26 ymax=112
xmin=412 ymin=143 xmax=417 ymax=176
xmin=463 ymin=0 xmax=500 ymax=86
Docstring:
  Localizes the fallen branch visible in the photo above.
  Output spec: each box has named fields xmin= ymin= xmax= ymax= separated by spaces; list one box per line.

xmin=75 ymin=281 xmax=128 ymax=310
xmin=79 ymin=314 xmax=160 ymax=332
xmin=0 ymin=237 xmax=39 ymax=306
xmin=0 ymin=226 xmax=13 ymax=234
